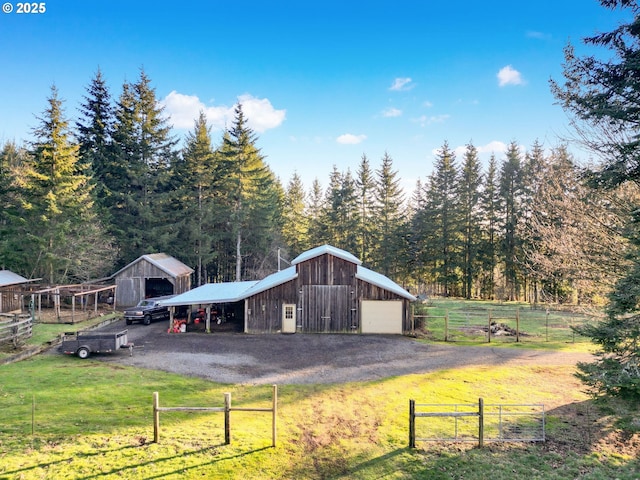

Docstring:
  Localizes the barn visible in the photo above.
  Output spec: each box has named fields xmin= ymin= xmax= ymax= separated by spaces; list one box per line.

xmin=112 ymin=253 xmax=194 ymax=307
xmin=0 ymin=270 xmax=38 ymax=314
xmin=162 ymin=245 xmax=416 ymax=334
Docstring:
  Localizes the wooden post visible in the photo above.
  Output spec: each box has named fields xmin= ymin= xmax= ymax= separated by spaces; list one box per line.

xmin=546 ymin=309 xmax=549 ymax=342
xmin=516 ymin=308 xmax=520 ymax=343
xmin=224 ymin=392 xmax=231 ymax=445
xmin=153 ymin=392 xmax=160 ymax=443
xmin=409 ymin=399 xmax=416 ymax=448
xmin=478 ymin=397 xmax=484 ymax=448
xmin=272 ymin=385 xmax=277 ymax=447
xmin=444 ymin=310 xmax=449 ymax=342
xmin=488 ymin=309 xmax=492 ymax=343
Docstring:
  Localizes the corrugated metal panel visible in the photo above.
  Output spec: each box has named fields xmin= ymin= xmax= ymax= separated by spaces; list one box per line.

xmin=0 ymin=270 xmax=30 ymax=287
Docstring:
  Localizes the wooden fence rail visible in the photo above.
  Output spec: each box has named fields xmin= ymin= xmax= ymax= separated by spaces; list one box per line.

xmin=153 ymin=385 xmax=278 ymax=447
xmin=0 ymin=313 xmax=32 ymax=346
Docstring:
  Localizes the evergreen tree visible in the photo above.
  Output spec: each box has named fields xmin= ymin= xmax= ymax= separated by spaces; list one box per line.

xmin=282 ymin=172 xmax=310 ymax=256
xmin=110 ymin=70 xmax=176 ymax=265
xmin=0 ymin=141 xmax=30 ymax=272
xmin=306 ymin=178 xmax=326 ymax=248
xmin=372 ymin=152 xmax=405 ymax=277
xmin=424 ymin=142 xmax=461 ymax=296
xmin=356 ymin=154 xmax=377 ymax=265
xmin=499 ymin=141 xmax=524 ymax=300
xmin=459 ymin=142 xmax=483 ymax=298
xmin=22 ymin=86 xmax=114 ymax=283
xmin=218 ymin=104 xmax=280 ymax=280
xmin=479 ymin=154 xmax=500 ymax=299
xmin=76 ymin=69 xmax=115 ymax=212
xmin=170 ymin=111 xmax=218 ymax=285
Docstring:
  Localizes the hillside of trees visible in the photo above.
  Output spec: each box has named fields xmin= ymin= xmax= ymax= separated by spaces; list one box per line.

xmin=0 ymin=69 xmax=634 ymax=304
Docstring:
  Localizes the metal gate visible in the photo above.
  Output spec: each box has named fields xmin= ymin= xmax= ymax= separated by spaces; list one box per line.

xmin=409 ymin=398 xmax=545 ymax=447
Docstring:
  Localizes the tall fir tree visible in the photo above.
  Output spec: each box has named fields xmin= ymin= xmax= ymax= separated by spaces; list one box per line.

xmin=499 ymin=141 xmax=525 ymax=300
xmin=169 ymin=111 xmax=218 ymax=285
xmin=22 ymin=86 xmax=114 ymax=283
xmin=217 ymin=104 xmax=281 ymax=280
xmin=356 ymin=154 xmax=377 ymax=265
xmin=459 ymin=142 xmax=483 ymax=298
xmin=479 ymin=154 xmax=500 ymax=299
xmin=372 ymin=152 xmax=405 ymax=277
xmin=281 ymin=172 xmax=310 ymax=257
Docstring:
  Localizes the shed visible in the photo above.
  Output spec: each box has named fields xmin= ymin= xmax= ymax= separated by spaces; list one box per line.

xmin=0 ymin=270 xmax=38 ymax=313
xmin=112 ymin=253 xmax=194 ymax=307
xmin=162 ymin=245 xmax=415 ymax=334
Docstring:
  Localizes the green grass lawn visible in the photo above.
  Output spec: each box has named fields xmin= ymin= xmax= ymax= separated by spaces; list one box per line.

xmin=0 ymin=354 xmax=638 ymax=479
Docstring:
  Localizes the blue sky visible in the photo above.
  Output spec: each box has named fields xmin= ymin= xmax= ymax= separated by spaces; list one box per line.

xmin=0 ymin=1 xmax=631 ymax=191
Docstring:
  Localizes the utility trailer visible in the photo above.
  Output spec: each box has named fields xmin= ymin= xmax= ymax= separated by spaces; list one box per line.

xmin=61 ymin=330 xmax=132 ymax=359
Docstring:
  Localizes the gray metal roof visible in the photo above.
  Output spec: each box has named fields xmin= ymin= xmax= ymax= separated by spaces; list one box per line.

xmin=160 ymin=280 xmax=259 ymax=306
xmin=291 ymin=244 xmax=362 ymax=266
xmin=355 ymin=266 xmax=416 ymax=301
xmin=112 ymin=253 xmax=194 ymax=278
xmin=0 ymin=270 xmax=34 ymax=287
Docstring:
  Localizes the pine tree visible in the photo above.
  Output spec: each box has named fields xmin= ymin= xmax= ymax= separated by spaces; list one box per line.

xmin=499 ymin=141 xmax=524 ymax=300
xmin=372 ymin=152 xmax=405 ymax=277
xmin=218 ymin=104 xmax=280 ymax=280
xmin=76 ymin=69 xmax=114 ymax=212
xmin=109 ymin=70 xmax=177 ymax=265
xmin=306 ymin=178 xmax=326 ymax=248
xmin=22 ymin=86 xmax=114 ymax=283
xmin=356 ymin=154 xmax=377 ymax=265
xmin=170 ymin=111 xmax=218 ymax=285
xmin=282 ymin=172 xmax=310 ymax=256
xmin=479 ymin=154 xmax=500 ymax=299
xmin=424 ymin=142 xmax=461 ymax=296
xmin=459 ymin=142 xmax=483 ymax=298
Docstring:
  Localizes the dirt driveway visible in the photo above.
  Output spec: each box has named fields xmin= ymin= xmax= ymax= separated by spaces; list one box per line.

xmin=93 ymin=320 xmax=593 ymax=385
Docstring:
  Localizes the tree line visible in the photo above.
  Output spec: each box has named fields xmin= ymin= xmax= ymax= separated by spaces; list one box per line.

xmin=0 ymin=69 xmax=632 ymax=306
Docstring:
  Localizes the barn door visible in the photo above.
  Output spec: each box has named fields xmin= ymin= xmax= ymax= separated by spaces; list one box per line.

xmin=282 ymin=304 xmax=296 ymax=333
xmin=301 ymin=285 xmax=350 ymax=332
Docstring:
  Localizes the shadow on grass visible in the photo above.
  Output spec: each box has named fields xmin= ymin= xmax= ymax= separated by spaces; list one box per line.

xmin=0 ymin=442 xmax=141 ymax=477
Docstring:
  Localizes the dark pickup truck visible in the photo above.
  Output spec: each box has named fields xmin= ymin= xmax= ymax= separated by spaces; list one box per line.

xmin=124 ymin=296 xmax=173 ymax=325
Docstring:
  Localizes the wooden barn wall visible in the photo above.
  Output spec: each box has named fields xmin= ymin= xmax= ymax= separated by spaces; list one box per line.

xmin=114 ymin=260 xmax=191 ymax=307
xmin=0 ymin=286 xmax=23 ymax=313
xmin=245 ymin=279 xmax=297 ymax=333
xmin=296 ymin=255 xmax=357 ymax=286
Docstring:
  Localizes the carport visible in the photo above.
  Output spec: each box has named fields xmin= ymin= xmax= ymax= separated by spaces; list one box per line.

xmin=160 ymin=281 xmax=258 ymax=333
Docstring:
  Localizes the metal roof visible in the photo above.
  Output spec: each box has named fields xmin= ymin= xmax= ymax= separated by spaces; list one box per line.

xmin=112 ymin=253 xmax=194 ymax=278
xmin=160 ymin=281 xmax=259 ymax=306
xmin=355 ymin=266 xmax=416 ymax=301
xmin=291 ymin=244 xmax=362 ymax=266
xmin=0 ymin=270 xmax=34 ymax=287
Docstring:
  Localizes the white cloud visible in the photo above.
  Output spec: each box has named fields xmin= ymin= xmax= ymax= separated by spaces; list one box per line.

xmin=497 ymin=65 xmax=525 ymax=87
xmin=412 ymin=114 xmax=450 ymax=127
xmin=423 ymin=100 xmax=433 ymax=108
xmin=382 ymin=107 xmax=402 ymax=118
xmin=159 ymin=91 xmax=286 ymax=133
xmin=237 ymin=94 xmax=286 ymax=133
xmin=336 ymin=133 xmax=367 ymax=145
xmin=389 ymin=77 xmax=414 ymax=91
xmin=448 ymin=141 xmax=511 ymax=158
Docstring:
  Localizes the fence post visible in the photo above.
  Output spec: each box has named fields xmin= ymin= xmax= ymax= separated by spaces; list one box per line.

xmin=224 ymin=392 xmax=231 ymax=445
xmin=272 ymin=384 xmax=278 ymax=447
xmin=444 ymin=310 xmax=449 ymax=342
xmin=153 ymin=392 xmax=160 ymax=443
xmin=488 ymin=310 xmax=492 ymax=343
xmin=409 ymin=399 xmax=416 ymax=448
xmin=516 ymin=308 xmax=520 ymax=343
xmin=478 ymin=397 xmax=484 ymax=448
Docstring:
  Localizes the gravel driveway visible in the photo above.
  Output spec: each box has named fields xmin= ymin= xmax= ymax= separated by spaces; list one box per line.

xmin=92 ymin=320 xmax=593 ymax=385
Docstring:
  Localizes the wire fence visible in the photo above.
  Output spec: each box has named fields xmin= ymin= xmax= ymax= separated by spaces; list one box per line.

xmin=413 ymin=304 xmax=599 ymax=343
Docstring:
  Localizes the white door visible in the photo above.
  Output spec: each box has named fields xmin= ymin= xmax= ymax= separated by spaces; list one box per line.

xmin=361 ymin=300 xmax=403 ymax=334
xmin=282 ymin=304 xmax=296 ymax=333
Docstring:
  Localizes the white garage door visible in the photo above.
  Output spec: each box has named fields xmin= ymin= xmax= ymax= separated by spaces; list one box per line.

xmin=361 ymin=300 xmax=403 ymax=334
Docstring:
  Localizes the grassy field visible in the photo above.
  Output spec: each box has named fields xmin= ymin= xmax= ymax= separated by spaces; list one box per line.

xmin=0 ymin=300 xmax=638 ymax=479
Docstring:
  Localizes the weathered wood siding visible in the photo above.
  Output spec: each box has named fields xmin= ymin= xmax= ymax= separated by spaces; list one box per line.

xmin=0 ymin=286 xmax=23 ymax=314
xmin=245 ymin=253 xmax=412 ymax=334
xmin=115 ymin=260 xmax=191 ymax=307
xmin=245 ymin=279 xmax=297 ymax=333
